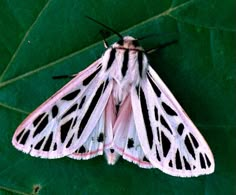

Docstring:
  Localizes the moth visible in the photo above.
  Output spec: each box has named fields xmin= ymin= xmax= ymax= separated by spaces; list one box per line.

xmin=12 ymin=19 xmax=215 ymax=177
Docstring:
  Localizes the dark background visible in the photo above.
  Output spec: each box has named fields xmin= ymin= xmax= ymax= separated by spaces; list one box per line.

xmin=0 ymin=0 xmax=235 ymax=194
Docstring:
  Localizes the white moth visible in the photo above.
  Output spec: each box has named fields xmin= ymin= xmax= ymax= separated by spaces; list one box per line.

xmin=12 ymin=35 xmax=214 ymax=177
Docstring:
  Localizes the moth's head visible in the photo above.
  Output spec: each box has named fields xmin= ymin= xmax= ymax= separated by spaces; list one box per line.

xmin=113 ymin=36 xmax=144 ymax=51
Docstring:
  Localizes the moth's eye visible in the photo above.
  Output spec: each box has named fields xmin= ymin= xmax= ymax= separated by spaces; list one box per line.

xmin=132 ymin=40 xmax=140 ymax=47
xmin=117 ymin=39 xmax=124 ymax=45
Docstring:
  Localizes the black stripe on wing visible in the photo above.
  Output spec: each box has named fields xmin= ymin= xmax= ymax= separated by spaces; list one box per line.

xmin=136 ymin=85 xmax=154 ymax=149
xmin=77 ymin=79 xmax=110 ymax=139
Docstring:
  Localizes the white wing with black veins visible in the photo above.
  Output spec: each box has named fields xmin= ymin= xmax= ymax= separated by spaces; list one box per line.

xmin=12 ymin=59 xmax=113 ymax=159
xmin=130 ymin=66 xmax=214 ymax=177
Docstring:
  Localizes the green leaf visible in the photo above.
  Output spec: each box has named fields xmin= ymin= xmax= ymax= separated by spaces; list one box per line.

xmin=0 ymin=0 xmax=235 ymax=194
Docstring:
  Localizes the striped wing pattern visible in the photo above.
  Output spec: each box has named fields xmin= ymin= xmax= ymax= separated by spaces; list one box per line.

xmin=12 ymin=36 xmax=214 ymax=177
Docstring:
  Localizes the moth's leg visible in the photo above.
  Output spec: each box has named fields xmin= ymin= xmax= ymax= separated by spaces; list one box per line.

xmin=102 ymin=37 xmax=109 ymax=48
xmin=99 ymin=29 xmax=111 ymax=48
xmin=146 ymin=40 xmax=178 ymax=54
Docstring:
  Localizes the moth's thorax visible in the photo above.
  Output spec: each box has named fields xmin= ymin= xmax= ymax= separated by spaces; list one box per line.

xmin=102 ymin=36 xmax=148 ymax=104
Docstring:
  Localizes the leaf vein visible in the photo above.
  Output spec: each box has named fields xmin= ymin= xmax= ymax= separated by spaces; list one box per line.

xmin=0 ymin=0 xmax=52 ymax=82
xmin=0 ymin=102 xmax=29 ymax=114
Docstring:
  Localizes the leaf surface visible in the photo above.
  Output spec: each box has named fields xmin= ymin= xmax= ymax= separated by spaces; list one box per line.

xmin=0 ymin=0 xmax=235 ymax=194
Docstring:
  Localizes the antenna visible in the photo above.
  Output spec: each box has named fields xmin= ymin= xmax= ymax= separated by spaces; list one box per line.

xmin=86 ymin=16 xmax=123 ymax=39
